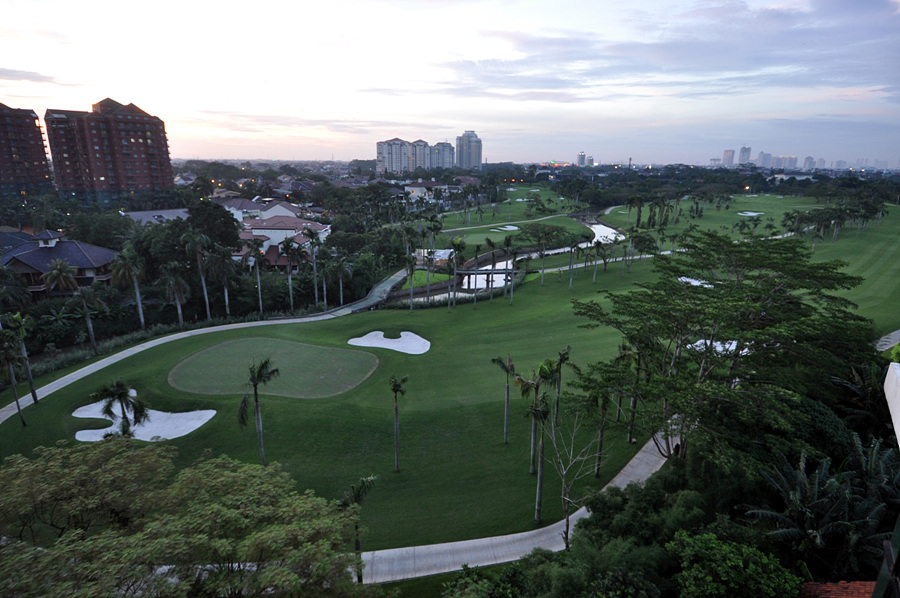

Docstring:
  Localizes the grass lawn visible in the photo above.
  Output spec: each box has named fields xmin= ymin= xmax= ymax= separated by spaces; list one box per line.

xmin=1 ymin=264 xmax=649 ymax=550
xmin=2 ymin=192 xmax=896 ymax=555
xmin=402 ymin=270 xmax=451 ymax=290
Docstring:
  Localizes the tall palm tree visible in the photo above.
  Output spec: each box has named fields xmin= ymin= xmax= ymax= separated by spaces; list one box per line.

xmin=304 ymin=227 xmax=322 ymax=307
xmin=334 ymin=253 xmax=352 ymax=306
xmin=0 ymin=313 xmax=38 ymax=405
xmin=238 ymin=357 xmax=280 ymax=467
xmin=0 ymin=328 xmax=26 ymax=426
xmin=160 ymin=261 xmax=190 ymax=331
xmin=448 ymin=238 xmax=466 ymax=311
xmin=92 ymin=379 xmax=148 ymax=437
xmin=340 ymin=475 xmax=378 ymax=584
xmin=41 ymin=258 xmax=77 ymax=294
xmin=527 ymin=392 xmax=550 ymax=524
xmin=491 ymin=354 xmax=515 ymax=444
xmin=501 ymin=235 xmax=515 ymax=299
xmin=389 ymin=375 xmax=409 ymax=473
xmin=516 ymin=362 xmax=555 ymax=474
xmin=405 ymin=254 xmax=416 ymax=313
xmin=0 ymin=263 xmax=31 ymax=312
xmin=242 ymin=237 xmax=266 ymax=317
xmin=206 ymin=244 xmax=236 ymax=317
xmin=110 ymin=243 xmax=146 ymax=329
xmin=553 ymin=345 xmax=571 ymax=428
xmin=472 ymin=243 xmax=481 ymax=309
xmin=182 ymin=230 xmax=212 ymax=321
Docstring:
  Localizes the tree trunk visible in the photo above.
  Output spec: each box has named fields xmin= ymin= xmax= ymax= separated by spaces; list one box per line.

xmin=322 ymin=277 xmax=328 ymax=310
xmin=339 ymin=276 xmax=344 ymax=306
xmin=253 ymin=263 xmax=263 ymax=316
xmin=312 ymin=253 xmax=319 ymax=306
xmin=175 ymin=299 xmax=185 ymax=331
xmin=394 ymin=396 xmax=400 ymax=473
xmin=198 ymin=256 xmax=211 ymax=321
xmin=223 ymin=283 xmax=231 ymax=317
xmin=529 ymin=418 xmax=537 ymax=474
xmin=595 ymin=416 xmax=606 ymax=477
xmin=355 ymin=525 xmax=363 ymax=584
xmin=503 ymin=382 xmax=510 ymax=445
xmin=287 ymin=270 xmax=294 ymax=315
xmin=540 ymin=252 xmax=546 ymax=286
xmin=82 ymin=300 xmax=97 ymax=354
xmin=255 ymin=398 xmax=266 ymax=467
xmin=19 ymin=339 xmax=38 ymax=404
xmin=534 ymin=433 xmax=544 ymax=524
xmin=132 ymin=275 xmax=145 ymax=329
xmin=8 ymin=364 xmax=26 ymax=426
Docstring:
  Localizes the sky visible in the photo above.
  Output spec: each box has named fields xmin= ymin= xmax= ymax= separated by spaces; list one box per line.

xmin=2 ymin=0 xmax=899 ymax=166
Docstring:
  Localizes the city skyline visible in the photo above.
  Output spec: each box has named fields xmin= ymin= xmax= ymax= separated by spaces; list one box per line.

xmin=3 ymin=0 xmax=898 ymax=166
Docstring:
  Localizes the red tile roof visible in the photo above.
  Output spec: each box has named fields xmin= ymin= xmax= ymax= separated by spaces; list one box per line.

xmin=799 ymin=581 xmax=876 ymax=598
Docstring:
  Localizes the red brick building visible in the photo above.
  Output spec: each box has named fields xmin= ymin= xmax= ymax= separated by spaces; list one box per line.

xmin=0 ymin=102 xmax=53 ymax=199
xmin=44 ymin=98 xmax=174 ymax=204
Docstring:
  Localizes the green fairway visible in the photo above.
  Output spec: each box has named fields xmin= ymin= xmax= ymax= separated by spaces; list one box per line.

xmin=168 ymin=338 xmax=379 ymax=398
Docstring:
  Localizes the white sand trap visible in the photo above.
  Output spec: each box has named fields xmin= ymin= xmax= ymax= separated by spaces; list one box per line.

xmin=737 ymin=211 xmax=764 ymax=216
xmin=515 ymin=198 xmax=529 ymax=202
xmin=589 ymin=223 xmax=622 ymax=243
xmin=679 ymin=277 xmax=713 ymax=288
xmin=491 ymin=225 xmax=520 ymax=232
xmin=507 ymin=187 xmax=518 ymax=191
xmin=347 ymin=331 xmax=430 ymax=355
xmin=73 ymin=400 xmax=216 ymax=442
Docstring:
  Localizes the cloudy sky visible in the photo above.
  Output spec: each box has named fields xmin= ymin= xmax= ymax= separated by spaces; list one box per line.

xmin=3 ymin=0 xmax=899 ymax=166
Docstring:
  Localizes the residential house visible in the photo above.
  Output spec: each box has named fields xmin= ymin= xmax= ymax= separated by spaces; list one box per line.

xmin=1 ymin=230 xmax=116 ymax=295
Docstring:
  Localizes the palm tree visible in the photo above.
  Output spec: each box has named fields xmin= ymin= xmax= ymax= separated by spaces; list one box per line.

xmin=334 ymin=253 xmax=352 ymax=306
xmin=0 ymin=313 xmax=38 ymax=405
xmin=552 ymin=346 xmax=571 ymax=429
xmin=160 ymin=261 xmax=190 ymax=331
xmin=389 ymin=375 xmax=409 ymax=473
xmin=448 ymin=238 xmax=466 ymax=311
xmin=305 ymin=227 xmax=322 ymax=307
xmin=405 ymin=254 xmax=416 ymax=312
xmin=41 ymin=258 xmax=77 ymax=294
xmin=491 ymin=355 xmax=515 ymax=444
xmin=238 ymin=357 xmax=280 ymax=466
xmin=516 ymin=362 xmax=555 ymax=474
xmin=280 ymin=238 xmax=298 ymax=315
xmin=0 ymin=263 xmax=30 ymax=314
xmin=242 ymin=237 xmax=266 ymax=317
xmin=472 ymin=243 xmax=481 ymax=309
xmin=182 ymin=230 xmax=212 ymax=321
xmin=206 ymin=244 xmax=236 ymax=317
xmin=110 ymin=243 xmax=146 ymax=329
xmin=92 ymin=379 xmax=148 ymax=437
xmin=0 ymin=328 xmax=26 ymax=426
xmin=501 ymin=235 xmax=515 ymax=299
xmin=528 ymin=392 xmax=550 ymax=524
xmin=340 ymin=475 xmax=378 ymax=584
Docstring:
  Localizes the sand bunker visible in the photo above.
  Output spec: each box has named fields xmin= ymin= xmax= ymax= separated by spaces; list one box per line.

xmin=73 ymin=400 xmax=216 ymax=442
xmin=491 ymin=225 xmax=520 ymax=232
xmin=348 ymin=331 xmax=430 ymax=355
xmin=679 ymin=277 xmax=713 ymax=288
xmin=737 ymin=211 xmax=764 ymax=216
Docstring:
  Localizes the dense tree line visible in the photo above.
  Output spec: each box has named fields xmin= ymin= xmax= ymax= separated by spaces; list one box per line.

xmin=443 ymin=230 xmax=894 ymax=597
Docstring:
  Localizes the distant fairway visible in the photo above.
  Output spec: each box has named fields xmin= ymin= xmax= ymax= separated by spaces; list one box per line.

xmin=168 ymin=338 xmax=379 ymax=398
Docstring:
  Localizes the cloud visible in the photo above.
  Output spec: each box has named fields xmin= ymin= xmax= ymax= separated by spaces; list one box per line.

xmin=0 ymin=68 xmax=57 ymax=83
xmin=195 ymin=111 xmax=439 ymax=136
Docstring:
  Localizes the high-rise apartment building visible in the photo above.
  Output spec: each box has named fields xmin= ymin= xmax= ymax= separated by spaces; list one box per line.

xmin=430 ymin=142 xmax=455 ymax=169
xmin=410 ymin=140 xmax=431 ymax=170
xmin=722 ymin=149 xmax=735 ymax=166
xmin=738 ymin=146 xmax=751 ymax=165
xmin=757 ymin=151 xmax=772 ymax=169
xmin=456 ymin=130 xmax=482 ymax=171
xmin=577 ymin=151 xmax=585 ymax=166
xmin=44 ymin=98 xmax=173 ymax=204
xmin=587 ymin=156 xmax=594 ymax=167
xmin=0 ymin=103 xmax=54 ymax=198
xmin=802 ymin=156 xmax=816 ymax=171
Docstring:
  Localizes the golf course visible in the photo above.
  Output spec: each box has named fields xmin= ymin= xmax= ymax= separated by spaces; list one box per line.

xmin=2 ymin=190 xmax=899 ymax=554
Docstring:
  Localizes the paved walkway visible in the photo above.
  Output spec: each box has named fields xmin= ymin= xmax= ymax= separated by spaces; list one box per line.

xmin=361 ymin=438 xmax=668 ymax=583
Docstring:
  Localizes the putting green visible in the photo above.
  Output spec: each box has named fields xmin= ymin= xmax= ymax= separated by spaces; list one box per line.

xmin=168 ymin=338 xmax=379 ymax=398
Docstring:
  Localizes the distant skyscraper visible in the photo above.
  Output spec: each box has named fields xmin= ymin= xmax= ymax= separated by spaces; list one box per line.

xmin=0 ymin=102 xmax=53 ymax=198
xmin=738 ymin=146 xmax=751 ymax=165
xmin=802 ymin=156 xmax=816 ymax=171
xmin=430 ymin=142 xmax=455 ymax=169
xmin=456 ymin=130 xmax=482 ymax=171
xmin=410 ymin=140 xmax=430 ymax=170
xmin=722 ymin=150 xmax=735 ymax=166
xmin=816 ymin=158 xmax=826 ymax=169
xmin=577 ymin=151 xmax=585 ymax=166
xmin=376 ymin=138 xmax=410 ymax=174
xmin=45 ymin=98 xmax=173 ymax=204
xmin=757 ymin=151 xmax=773 ymax=169
xmin=587 ymin=156 xmax=594 ymax=167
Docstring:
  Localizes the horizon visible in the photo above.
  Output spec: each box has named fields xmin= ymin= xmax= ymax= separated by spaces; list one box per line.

xmin=3 ymin=0 xmax=899 ymax=167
